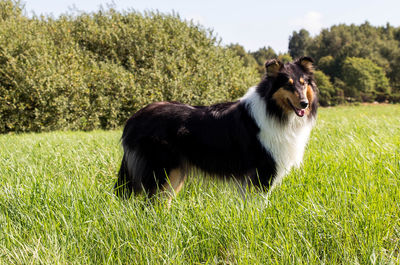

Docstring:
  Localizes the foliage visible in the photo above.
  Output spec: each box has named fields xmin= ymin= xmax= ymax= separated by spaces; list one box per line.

xmin=0 ymin=1 xmax=258 ymax=133
xmin=289 ymin=22 xmax=400 ymax=104
xmin=313 ymin=70 xmax=335 ymax=106
xmin=342 ymin=57 xmax=390 ymax=102
xmin=250 ymin=46 xmax=277 ymax=74
xmin=2 ymin=0 xmax=400 ymax=133
xmin=227 ymin=43 xmax=258 ymax=68
xmin=288 ymin=29 xmax=312 ymax=59
xmin=1 ymin=105 xmax=400 ymax=264
xmin=317 ymin=55 xmax=338 ymax=78
xmin=250 ymin=46 xmax=277 ymax=66
xmin=277 ymin=53 xmax=292 ymax=64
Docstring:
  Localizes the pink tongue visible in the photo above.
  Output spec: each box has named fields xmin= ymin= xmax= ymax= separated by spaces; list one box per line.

xmin=298 ymin=109 xmax=305 ymax=117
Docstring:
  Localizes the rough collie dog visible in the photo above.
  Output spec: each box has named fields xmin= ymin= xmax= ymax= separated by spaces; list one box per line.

xmin=114 ymin=57 xmax=318 ymax=199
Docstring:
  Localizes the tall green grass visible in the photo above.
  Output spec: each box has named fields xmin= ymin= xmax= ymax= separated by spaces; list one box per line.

xmin=0 ymin=105 xmax=399 ymax=264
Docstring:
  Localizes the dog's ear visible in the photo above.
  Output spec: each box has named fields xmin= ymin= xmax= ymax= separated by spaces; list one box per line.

xmin=265 ymin=59 xmax=283 ymax=77
xmin=296 ymin=56 xmax=314 ymax=73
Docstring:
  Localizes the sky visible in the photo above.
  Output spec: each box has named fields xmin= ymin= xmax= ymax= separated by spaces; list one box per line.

xmin=23 ymin=0 xmax=400 ymax=53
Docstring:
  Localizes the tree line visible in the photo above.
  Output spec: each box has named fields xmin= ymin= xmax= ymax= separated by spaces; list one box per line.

xmin=1 ymin=0 xmax=399 ymax=133
xmin=229 ymin=22 xmax=400 ymax=106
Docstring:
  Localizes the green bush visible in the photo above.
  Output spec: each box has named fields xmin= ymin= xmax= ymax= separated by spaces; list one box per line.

xmin=0 ymin=1 xmax=258 ymax=133
xmin=388 ymin=92 xmax=400 ymax=103
xmin=313 ymin=70 xmax=335 ymax=106
xmin=341 ymin=57 xmax=390 ymax=102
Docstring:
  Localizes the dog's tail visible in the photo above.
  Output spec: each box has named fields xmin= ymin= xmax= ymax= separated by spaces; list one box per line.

xmin=114 ymin=113 xmax=175 ymax=198
xmin=114 ymin=144 xmax=154 ymax=198
xmin=114 ymin=152 xmax=132 ymax=198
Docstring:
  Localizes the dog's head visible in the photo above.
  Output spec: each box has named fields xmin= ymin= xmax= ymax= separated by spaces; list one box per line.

xmin=262 ymin=57 xmax=317 ymax=118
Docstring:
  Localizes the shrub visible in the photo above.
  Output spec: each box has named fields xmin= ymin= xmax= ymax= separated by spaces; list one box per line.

xmin=0 ymin=1 xmax=258 ymax=133
xmin=341 ymin=57 xmax=390 ymax=102
xmin=313 ymin=70 xmax=335 ymax=106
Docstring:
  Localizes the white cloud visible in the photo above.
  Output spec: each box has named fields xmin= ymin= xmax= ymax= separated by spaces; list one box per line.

xmin=184 ymin=14 xmax=206 ymax=25
xmin=290 ymin=11 xmax=323 ymax=35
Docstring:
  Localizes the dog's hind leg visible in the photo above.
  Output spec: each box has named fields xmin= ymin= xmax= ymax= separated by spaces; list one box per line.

xmin=163 ymin=168 xmax=186 ymax=208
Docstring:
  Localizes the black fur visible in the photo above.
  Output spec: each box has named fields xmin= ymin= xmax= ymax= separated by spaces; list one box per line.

xmin=114 ymin=57 xmax=318 ymax=198
xmin=114 ymin=101 xmax=276 ymax=198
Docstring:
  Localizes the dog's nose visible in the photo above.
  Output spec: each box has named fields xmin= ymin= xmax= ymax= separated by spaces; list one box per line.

xmin=300 ymin=101 xmax=309 ymax=109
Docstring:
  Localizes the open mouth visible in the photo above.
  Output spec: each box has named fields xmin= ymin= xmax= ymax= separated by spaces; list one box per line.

xmin=287 ymin=99 xmax=305 ymax=117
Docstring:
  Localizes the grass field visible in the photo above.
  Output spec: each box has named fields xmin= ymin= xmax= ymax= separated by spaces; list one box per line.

xmin=1 ymin=105 xmax=399 ymax=264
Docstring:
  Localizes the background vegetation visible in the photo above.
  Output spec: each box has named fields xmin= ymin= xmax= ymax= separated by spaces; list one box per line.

xmin=292 ymin=24 xmax=400 ymax=104
xmin=231 ymin=23 xmax=400 ymax=106
xmin=1 ymin=105 xmax=399 ymax=264
xmin=1 ymin=0 xmax=400 ymax=134
xmin=0 ymin=1 xmax=258 ymax=133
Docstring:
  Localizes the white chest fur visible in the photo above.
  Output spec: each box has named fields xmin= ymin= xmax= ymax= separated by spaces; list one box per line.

xmin=241 ymin=87 xmax=314 ymax=187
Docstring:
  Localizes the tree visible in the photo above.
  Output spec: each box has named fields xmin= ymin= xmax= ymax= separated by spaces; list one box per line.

xmin=342 ymin=57 xmax=390 ymax=101
xmin=277 ymin=53 xmax=292 ymax=64
xmin=317 ymin=56 xmax=337 ymax=78
xmin=227 ymin=43 xmax=257 ymax=68
xmin=250 ymin=46 xmax=277 ymax=74
xmin=288 ymin=29 xmax=311 ymax=59
xmin=313 ymin=70 xmax=336 ymax=106
xmin=251 ymin=46 xmax=277 ymax=65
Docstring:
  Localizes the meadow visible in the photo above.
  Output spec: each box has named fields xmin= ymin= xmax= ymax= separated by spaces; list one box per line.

xmin=0 ymin=105 xmax=399 ymax=264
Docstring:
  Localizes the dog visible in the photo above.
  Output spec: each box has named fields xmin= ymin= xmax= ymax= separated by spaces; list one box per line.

xmin=114 ymin=57 xmax=318 ymax=200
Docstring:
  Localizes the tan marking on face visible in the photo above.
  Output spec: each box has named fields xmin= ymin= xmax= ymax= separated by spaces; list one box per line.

xmin=272 ymin=87 xmax=301 ymax=112
xmin=288 ymin=78 xmax=293 ymax=85
xmin=299 ymin=77 xmax=305 ymax=84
